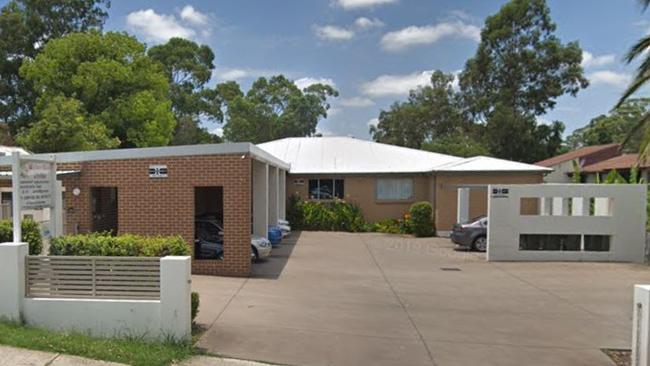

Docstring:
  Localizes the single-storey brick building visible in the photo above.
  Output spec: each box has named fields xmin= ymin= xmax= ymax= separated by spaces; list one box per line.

xmin=259 ymin=137 xmax=550 ymax=235
xmin=0 ymin=136 xmax=550 ymax=276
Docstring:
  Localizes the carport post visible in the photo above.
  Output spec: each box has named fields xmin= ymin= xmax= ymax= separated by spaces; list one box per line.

xmin=278 ymin=170 xmax=286 ymax=220
xmin=268 ymin=166 xmax=279 ymax=225
xmin=252 ymin=161 xmax=268 ymax=238
xmin=456 ymin=188 xmax=470 ymax=224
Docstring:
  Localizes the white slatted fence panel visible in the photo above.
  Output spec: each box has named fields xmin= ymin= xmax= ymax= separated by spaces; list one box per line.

xmin=26 ymin=256 xmax=160 ymax=300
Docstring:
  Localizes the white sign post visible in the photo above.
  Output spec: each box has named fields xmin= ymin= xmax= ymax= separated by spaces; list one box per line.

xmin=11 ymin=152 xmax=58 ymax=243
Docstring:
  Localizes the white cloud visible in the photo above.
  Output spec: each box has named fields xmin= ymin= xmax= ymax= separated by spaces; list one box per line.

xmin=126 ymin=9 xmax=195 ymax=42
xmin=312 ymin=25 xmax=355 ymax=41
xmin=315 ymin=125 xmax=335 ymax=136
xmin=218 ymin=68 xmax=250 ymax=81
xmin=340 ymin=97 xmax=375 ymax=107
xmin=361 ymin=70 xmax=433 ymax=97
xmin=582 ymin=51 xmax=616 ymax=68
xmin=327 ymin=107 xmax=341 ymax=117
xmin=380 ymin=21 xmax=480 ymax=51
xmin=354 ymin=17 xmax=384 ymax=29
xmin=333 ymin=0 xmax=398 ymax=10
xmin=180 ymin=5 xmax=208 ymax=26
xmin=294 ymin=77 xmax=336 ymax=90
xmin=367 ymin=117 xmax=379 ymax=128
xmin=588 ymin=70 xmax=630 ymax=87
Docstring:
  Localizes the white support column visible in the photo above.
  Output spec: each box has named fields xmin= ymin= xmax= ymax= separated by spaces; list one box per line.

xmin=268 ymin=166 xmax=279 ymax=226
xmin=54 ymin=181 xmax=64 ymax=237
xmin=457 ymin=188 xmax=470 ymax=224
xmin=11 ymin=152 xmax=21 ymax=243
xmin=252 ymin=161 xmax=268 ymax=238
xmin=278 ymin=170 xmax=286 ymax=220
xmin=0 ymin=242 xmax=27 ymax=321
xmin=160 ymin=256 xmax=191 ymax=341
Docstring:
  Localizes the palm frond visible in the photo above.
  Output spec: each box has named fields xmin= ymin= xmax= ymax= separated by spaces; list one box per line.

xmin=625 ymin=34 xmax=650 ymax=63
xmin=616 ymin=70 xmax=650 ymax=109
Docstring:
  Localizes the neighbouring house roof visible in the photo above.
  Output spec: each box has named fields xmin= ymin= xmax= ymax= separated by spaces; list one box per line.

xmin=258 ymin=137 xmax=550 ymax=174
xmin=535 ymin=143 xmax=621 ymax=168
xmin=582 ymin=153 xmax=649 ymax=173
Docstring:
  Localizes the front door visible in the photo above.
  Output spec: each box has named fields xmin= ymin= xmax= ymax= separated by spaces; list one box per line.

xmin=91 ymin=187 xmax=118 ymax=234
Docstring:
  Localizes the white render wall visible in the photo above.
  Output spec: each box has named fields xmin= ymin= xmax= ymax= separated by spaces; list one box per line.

xmin=487 ymin=184 xmax=647 ymax=262
xmin=0 ymin=244 xmax=192 ymax=341
xmin=633 ymin=285 xmax=650 ymax=366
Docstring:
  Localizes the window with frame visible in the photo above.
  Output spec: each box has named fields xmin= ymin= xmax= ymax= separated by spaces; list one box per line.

xmin=308 ymin=179 xmax=344 ymax=200
xmin=376 ymin=178 xmax=414 ymax=201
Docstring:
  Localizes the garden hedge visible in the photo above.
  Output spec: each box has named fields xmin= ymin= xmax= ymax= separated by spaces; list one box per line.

xmin=49 ymin=233 xmax=190 ymax=257
xmin=0 ymin=219 xmax=42 ymax=255
xmin=409 ymin=201 xmax=434 ymax=237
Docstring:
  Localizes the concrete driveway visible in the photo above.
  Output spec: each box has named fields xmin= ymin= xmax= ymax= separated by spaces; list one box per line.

xmin=193 ymin=231 xmax=650 ymax=366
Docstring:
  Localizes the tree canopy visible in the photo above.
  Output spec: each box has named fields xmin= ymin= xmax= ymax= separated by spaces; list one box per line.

xmin=220 ymin=75 xmax=338 ymax=143
xmin=148 ymin=38 xmax=222 ymax=145
xmin=371 ymin=0 xmax=587 ymax=163
xmin=19 ymin=31 xmax=175 ymax=150
xmin=566 ymin=98 xmax=650 ymax=151
xmin=0 ymin=0 xmax=111 ymax=131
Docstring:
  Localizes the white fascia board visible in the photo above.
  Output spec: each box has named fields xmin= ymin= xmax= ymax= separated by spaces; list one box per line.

xmin=0 ymin=143 xmax=290 ymax=170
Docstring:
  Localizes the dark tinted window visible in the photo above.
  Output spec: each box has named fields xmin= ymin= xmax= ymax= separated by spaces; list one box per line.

xmin=308 ymin=179 xmax=319 ymax=199
xmin=584 ymin=235 xmax=610 ymax=252
xmin=335 ymin=179 xmax=344 ymax=199
xmin=519 ymin=234 xmax=580 ymax=251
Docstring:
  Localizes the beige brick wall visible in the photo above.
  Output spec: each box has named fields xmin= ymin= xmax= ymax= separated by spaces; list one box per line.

xmin=435 ymin=172 xmax=544 ymax=231
xmin=60 ymin=154 xmax=252 ymax=277
xmin=286 ymin=174 xmax=433 ymax=223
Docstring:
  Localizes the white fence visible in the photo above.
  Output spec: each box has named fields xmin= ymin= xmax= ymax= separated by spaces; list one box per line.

xmin=0 ymin=243 xmax=191 ymax=341
xmin=487 ymin=184 xmax=647 ymax=262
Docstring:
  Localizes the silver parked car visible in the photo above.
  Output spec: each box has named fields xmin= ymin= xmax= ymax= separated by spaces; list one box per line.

xmin=450 ymin=215 xmax=488 ymax=252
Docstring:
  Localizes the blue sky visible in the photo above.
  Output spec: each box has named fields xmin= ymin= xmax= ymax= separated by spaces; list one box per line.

xmin=22 ymin=0 xmax=650 ymax=139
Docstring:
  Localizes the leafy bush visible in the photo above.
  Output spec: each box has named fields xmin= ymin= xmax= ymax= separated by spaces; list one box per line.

xmin=191 ymin=292 xmax=200 ymax=322
xmin=297 ymin=198 xmax=366 ymax=232
xmin=370 ymin=219 xmax=402 ymax=234
xmin=409 ymin=201 xmax=434 ymax=237
xmin=286 ymin=194 xmax=304 ymax=228
xmin=49 ymin=233 xmax=190 ymax=256
xmin=0 ymin=219 xmax=43 ymax=255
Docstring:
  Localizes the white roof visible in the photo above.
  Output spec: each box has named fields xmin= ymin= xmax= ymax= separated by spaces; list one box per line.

xmin=258 ymin=137 xmax=550 ymax=174
xmin=0 ymin=146 xmax=30 ymax=156
xmin=436 ymin=156 xmax=552 ymax=172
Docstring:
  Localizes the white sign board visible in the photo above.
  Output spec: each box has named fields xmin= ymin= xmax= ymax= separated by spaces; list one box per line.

xmin=20 ymin=161 xmax=52 ymax=209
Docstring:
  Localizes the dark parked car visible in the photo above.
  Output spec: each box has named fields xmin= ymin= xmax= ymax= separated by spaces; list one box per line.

xmin=195 ymin=219 xmax=224 ymax=259
xmin=450 ymin=215 xmax=487 ymax=252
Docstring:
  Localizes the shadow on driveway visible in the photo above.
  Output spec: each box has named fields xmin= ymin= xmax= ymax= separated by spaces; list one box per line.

xmin=250 ymin=231 xmax=301 ymax=280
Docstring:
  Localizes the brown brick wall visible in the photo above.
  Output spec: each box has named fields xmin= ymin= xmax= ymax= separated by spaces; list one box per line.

xmin=60 ymin=154 xmax=252 ymax=277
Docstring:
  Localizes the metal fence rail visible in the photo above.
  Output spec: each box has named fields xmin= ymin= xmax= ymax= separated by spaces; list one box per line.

xmin=26 ymin=256 xmax=161 ymax=300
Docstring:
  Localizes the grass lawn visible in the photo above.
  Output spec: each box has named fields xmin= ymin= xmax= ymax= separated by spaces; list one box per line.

xmin=0 ymin=320 xmax=195 ymax=366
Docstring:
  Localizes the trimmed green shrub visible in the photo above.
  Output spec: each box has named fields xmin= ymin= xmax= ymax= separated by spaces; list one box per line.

xmin=191 ymin=292 xmax=200 ymax=322
xmin=49 ymin=233 xmax=190 ymax=257
xmin=0 ymin=219 xmax=43 ymax=255
xmin=409 ymin=201 xmax=434 ymax=237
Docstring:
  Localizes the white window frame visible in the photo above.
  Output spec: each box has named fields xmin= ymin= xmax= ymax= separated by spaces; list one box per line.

xmin=375 ymin=178 xmax=414 ymax=201
xmin=308 ymin=178 xmax=344 ymax=200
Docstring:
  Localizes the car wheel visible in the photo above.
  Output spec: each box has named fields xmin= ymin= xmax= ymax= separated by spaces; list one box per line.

xmin=472 ymin=236 xmax=487 ymax=252
xmin=251 ymin=246 xmax=259 ymax=262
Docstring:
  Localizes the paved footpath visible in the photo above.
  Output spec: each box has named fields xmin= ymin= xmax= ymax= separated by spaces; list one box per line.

xmin=0 ymin=345 xmax=273 ymax=366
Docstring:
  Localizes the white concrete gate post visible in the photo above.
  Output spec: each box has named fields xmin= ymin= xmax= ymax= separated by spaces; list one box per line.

xmin=0 ymin=242 xmax=28 ymax=321
xmin=633 ymin=285 xmax=650 ymax=366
